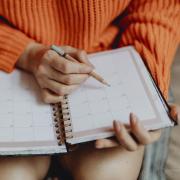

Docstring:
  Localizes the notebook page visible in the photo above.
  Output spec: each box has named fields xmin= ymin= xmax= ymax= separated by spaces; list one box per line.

xmin=67 ymin=47 xmax=172 ymax=143
xmin=0 ymin=70 xmax=64 ymax=154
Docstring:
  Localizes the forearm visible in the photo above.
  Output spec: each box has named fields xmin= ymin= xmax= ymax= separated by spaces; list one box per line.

xmin=0 ymin=20 xmax=34 ymax=72
xmin=16 ymin=42 xmax=48 ymax=73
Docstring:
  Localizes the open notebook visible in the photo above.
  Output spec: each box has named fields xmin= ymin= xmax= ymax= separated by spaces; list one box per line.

xmin=0 ymin=46 xmax=174 ymax=155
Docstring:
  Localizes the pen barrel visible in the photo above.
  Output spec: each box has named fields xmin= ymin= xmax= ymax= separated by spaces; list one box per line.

xmin=65 ymin=54 xmax=109 ymax=86
xmin=89 ymin=71 xmax=104 ymax=83
xmin=65 ymin=54 xmax=77 ymax=63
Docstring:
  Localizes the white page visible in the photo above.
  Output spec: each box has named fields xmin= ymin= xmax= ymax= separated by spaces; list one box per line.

xmin=0 ymin=70 xmax=57 ymax=144
xmin=68 ymin=47 xmax=164 ymax=135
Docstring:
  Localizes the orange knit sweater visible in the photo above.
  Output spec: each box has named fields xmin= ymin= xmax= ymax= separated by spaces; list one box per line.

xmin=0 ymin=0 xmax=179 ymax=98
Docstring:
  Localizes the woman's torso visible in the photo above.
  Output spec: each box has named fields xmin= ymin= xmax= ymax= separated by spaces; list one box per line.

xmin=0 ymin=0 xmax=131 ymax=52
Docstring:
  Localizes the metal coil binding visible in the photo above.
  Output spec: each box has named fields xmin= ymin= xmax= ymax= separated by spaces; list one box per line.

xmin=51 ymin=102 xmax=65 ymax=145
xmin=51 ymin=95 xmax=73 ymax=146
xmin=61 ymin=95 xmax=73 ymax=139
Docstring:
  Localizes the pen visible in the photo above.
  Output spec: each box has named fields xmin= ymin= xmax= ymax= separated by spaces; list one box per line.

xmin=50 ymin=45 xmax=110 ymax=87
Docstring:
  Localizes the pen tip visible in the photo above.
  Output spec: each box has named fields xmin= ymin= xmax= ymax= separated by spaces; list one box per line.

xmin=103 ymin=81 xmax=111 ymax=87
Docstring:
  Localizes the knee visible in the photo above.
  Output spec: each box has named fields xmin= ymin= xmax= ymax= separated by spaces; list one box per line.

xmin=0 ymin=156 xmax=51 ymax=180
xmin=73 ymin=165 xmax=138 ymax=180
xmin=72 ymin=159 xmax=128 ymax=180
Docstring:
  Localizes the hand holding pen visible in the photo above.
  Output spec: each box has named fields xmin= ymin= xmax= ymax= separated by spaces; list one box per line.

xmin=51 ymin=45 xmax=110 ymax=86
xmin=17 ymin=42 xmax=108 ymax=104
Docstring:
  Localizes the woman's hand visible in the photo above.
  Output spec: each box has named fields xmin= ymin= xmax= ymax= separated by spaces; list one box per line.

xmin=16 ymin=42 xmax=94 ymax=103
xmin=95 ymin=105 xmax=180 ymax=151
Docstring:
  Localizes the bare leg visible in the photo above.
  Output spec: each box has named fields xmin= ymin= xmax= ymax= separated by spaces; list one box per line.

xmin=60 ymin=143 xmax=144 ymax=180
xmin=0 ymin=156 xmax=51 ymax=180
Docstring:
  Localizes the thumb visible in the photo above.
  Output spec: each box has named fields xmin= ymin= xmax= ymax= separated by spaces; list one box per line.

xmin=77 ymin=50 xmax=95 ymax=68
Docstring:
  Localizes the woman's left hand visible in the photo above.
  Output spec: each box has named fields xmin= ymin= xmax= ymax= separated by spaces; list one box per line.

xmin=95 ymin=105 xmax=179 ymax=151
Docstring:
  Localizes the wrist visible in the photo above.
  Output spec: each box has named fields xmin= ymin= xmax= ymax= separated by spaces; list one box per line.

xmin=16 ymin=42 xmax=48 ymax=73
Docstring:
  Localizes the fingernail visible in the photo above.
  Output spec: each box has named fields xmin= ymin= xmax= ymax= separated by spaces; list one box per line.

xmin=130 ymin=113 xmax=137 ymax=124
xmin=59 ymin=96 xmax=64 ymax=102
xmin=114 ymin=120 xmax=121 ymax=131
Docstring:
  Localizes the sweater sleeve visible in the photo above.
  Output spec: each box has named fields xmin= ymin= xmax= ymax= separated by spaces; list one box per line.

xmin=118 ymin=0 xmax=180 ymax=98
xmin=0 ymin=19 xmax=33 ymax=73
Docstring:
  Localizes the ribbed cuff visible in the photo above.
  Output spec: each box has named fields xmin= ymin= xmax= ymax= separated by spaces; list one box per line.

xmin=0 ymin=25 xmax=33 ymax=73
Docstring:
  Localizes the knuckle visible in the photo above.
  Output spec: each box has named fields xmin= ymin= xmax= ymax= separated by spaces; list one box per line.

xmin=38 ymin=80 xmax=45 ymax=88
xmin=37 ymin=65 xmax=46 ymax=76
xmin=117 ymin=130 xmax=124 ymax=140
xmin=57 ymin=87 xmax=66 ymax=96
xmin=62 ymin=63 xmax=70 ymax=74
xmin=62 ymin=45 xmax=72 ymax=52
xmin=42 ymin=94 xmax=50 ymax=103
xmin=128 ymin=145 xmax=138 ymax=151
xmin=143 ymin=137 xmax=152 ymax=145
xmin=64 ymin=76 xmax=73 ymax=85
xmin=44 ymin=50 xmax=56 ymax=60
xmin=131 ymin=145 xmax=138 ymax=151
xmin=79 ymin=49 xmax=86 ymax=56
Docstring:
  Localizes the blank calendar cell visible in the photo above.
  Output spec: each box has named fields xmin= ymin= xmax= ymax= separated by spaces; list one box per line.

xmin=0 ymin=128 xmax=13 ymax=142
xmin=0 ymin=114 xmax=13 ymax=127
xmin=70 ymin=102 xmax=90 ymax=118
xmin=0 ymin=74 xmax=12 ymax=89
xmin=112 ymin=109 xmax=131 ymax=123
xmin=0 ymin=89 xmax=12 ymax=101
xmin=32 ymin=103 xmax=51 ymax=114
xmin=108 ymin=97 xmax=123 ymax=111
xmin=0 ymin=101 xmax=13 ymax=114
xmin=13 ymin=89 xmax=33 ymax=101
xmin=93 ymin=112 xmax=113 ymax=128
xmin=14 ymin=114 xmax=33 ymax=127
xmin=73 ymin=115 xmax=94 ymax=132
xmin=14 ymin=127 xmax=34 ymax=142
xmin=69 ymin=88 xmax=87 ymax=105
xmin=86 ymin=88 xmax=106 ymax=102
xmin=13 ymin=101 xmax=32 ymax=114
xmin=34 ymin=126 xmax=55 ymax=141
xmin=105 ymin=85 xmax=124 ymax=98
xmin=89 ymin=99 xmax=110 ymax=114
xmin=33 ymin=113 xmax=52 ymax=126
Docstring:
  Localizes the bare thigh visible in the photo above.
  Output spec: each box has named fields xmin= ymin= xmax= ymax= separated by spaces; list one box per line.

xmin=0 ymin=156 xmax=51 ymax=180
xmin=60 ymin=143 xmax=144 ymax=180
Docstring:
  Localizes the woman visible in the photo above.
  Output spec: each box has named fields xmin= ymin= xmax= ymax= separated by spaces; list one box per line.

xmin=0 ymin=0 xmax=179 ymax=180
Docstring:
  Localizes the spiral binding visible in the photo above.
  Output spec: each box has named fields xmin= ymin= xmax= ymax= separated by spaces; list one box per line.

xmin=52 ymin=103 xmax=64 ymax=145
xmin=61 ymin=96 xmax=73 ymax=139
xmin=51 ymin=95 xmax=73 ymax=146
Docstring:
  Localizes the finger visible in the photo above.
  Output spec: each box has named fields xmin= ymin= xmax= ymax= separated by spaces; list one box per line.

xmin=113 ymin=120 xmax=138 ymax=151
xmin=169 ymin=104 xmax=180 ymax=124
xmin=44 ymin=49 xmax=93 ymax=74
xmin=149 ymin=129 xmax=162 ymax=141
xmin=41 ymin=89 xmax=64 ymax=103
xmin=95 ymin=139 xmax=119 ymax=149
xmin=76 ymin=49 xmax=94 ymax=68
xmin=130 ymin=113 xmax=160 ymax=144
xmin=42 ymin=78 xmax=78 ymax=96
xmin=51 ymin=56 xmax=93 ymax=74
xmin=47 ymin=67 xmax=89 ymax=85
xmin=61 ymin=46 xmax=94 ymax=67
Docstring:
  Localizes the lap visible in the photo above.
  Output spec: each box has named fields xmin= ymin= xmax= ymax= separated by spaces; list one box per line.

xmin=60 ymin=142 xmax=144 ymax=180
xmin=0 ymin=156 xmax=50 ymax=180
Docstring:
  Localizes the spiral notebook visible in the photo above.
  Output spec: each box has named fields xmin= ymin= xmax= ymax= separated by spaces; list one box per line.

xmin=0 ymin=46 xmax=174 ymax=155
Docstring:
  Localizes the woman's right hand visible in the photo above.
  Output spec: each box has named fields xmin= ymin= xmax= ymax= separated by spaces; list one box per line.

xmin=16 ymin=42 xmax=94 ymax=103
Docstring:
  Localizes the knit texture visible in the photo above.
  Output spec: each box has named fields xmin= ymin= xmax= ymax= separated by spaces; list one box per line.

xmin=0 ymin=0 xmax=179 ymax=98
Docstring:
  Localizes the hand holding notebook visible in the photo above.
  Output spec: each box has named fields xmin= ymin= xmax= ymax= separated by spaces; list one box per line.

xmin=0 ymin=46 xmax=175 ymax=155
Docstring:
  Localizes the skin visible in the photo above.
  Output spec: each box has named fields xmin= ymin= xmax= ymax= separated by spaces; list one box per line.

xmin=0 ymin=42 xmax=178 ymax=180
